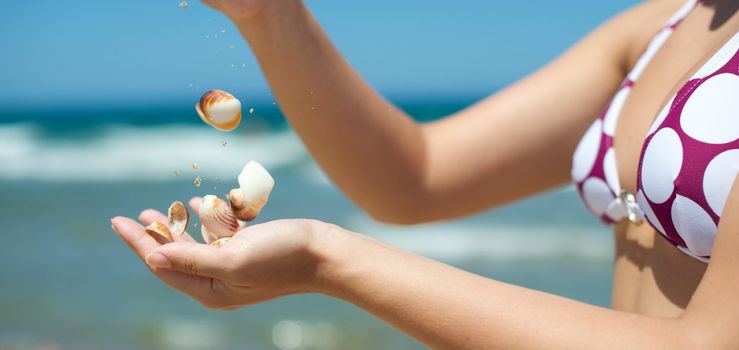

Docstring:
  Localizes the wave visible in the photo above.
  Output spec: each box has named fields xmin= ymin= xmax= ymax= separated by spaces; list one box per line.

xmin=0 ymin=123 xmax=311 ymax=181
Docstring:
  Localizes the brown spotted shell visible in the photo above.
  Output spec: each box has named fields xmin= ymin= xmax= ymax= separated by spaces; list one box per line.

xmin=198 ymin=195 xmax=239 ymax=244
xmin=146 ymin=221 xmax=173 ymax=245
xmin=167 ymin=201 xmax=189 ymax=236
xmin=195 ymin=89 xmax=242 ymax=131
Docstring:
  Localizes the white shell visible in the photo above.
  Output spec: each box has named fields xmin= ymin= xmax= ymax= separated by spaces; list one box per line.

xmin=230 ymin=161 xmax=275 ymax=221
xmin=196 ymin=90 xmax=242 ymax=131
xmin=198 ymin=195 xmax=240 ymax=244
xmin=200 ymin=225 xmax=218 ymax=245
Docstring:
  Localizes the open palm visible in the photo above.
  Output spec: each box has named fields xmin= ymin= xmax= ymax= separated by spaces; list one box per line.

xmin=112 ymin=197 xmax=322 ymax=310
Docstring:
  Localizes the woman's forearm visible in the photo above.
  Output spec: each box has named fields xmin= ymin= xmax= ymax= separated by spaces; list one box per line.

xmin=315 ymin=228 xmax=694 ymax=350
xmin=233 ymin=2 xmax=427 ymax=222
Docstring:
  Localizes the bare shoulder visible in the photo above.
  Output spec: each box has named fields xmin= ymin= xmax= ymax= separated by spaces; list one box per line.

xmin=613 ymin=0 xmax=690 ymax=69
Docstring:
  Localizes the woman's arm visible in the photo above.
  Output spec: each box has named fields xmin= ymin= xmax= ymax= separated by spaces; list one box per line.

xmin=315 ymin=228 xmax=692 ymax=350
xmin=114 ymin=182 xmax=739 ymax=349
xmin=203 ymin=0 xmax=672 ymax=224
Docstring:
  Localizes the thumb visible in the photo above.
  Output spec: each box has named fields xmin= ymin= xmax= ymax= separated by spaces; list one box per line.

xmin=146 ymin=242 xmax=233 ymax=280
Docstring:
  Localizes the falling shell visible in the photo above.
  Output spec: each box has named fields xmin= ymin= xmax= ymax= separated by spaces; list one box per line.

xmin=146 ymin=222 xmax=173 ymax=245
xmin=195 ymin=89 xmax=242 ymax=131
xmin=168 ymin=201 xmax=189 ymax=236
xmin=228 ymin=161 xmax=275 ymax=221
xmin=198 ymin=195 xmax=240 ymax=244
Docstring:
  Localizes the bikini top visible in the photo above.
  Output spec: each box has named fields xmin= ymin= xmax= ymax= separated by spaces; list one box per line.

xmin=571 ymin=0 xmax=739 ymax=263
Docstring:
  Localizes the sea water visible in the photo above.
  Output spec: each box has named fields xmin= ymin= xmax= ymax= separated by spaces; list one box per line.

xmin=0 ymin=102 xmax=613 ymax=349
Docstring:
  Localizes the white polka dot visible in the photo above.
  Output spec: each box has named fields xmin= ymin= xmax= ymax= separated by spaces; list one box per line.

xmin=583 ymin=178 xmax=615 ymax=217
xmin=641 ymin=128 xmax=683 ymax=203
xmin=681 ymin=74 xmax=739 ymax=144
xmin=703 ymin=149 xmax=739 ymax=216
xmin=647 ymin=95 xmax=675 ymax=136
xmin=677 ymin=246 xmax=710 ymax=263
xmin=672 ymin=195 xmax=717 ymax=257
xmin=628 ymin=28 xmax=672 ymax=81
xmin=603 ymin=148 xmax=620 ymax=194
xmin=637 ymin=190 xmax=666 ymax=235
xmin=691 ymin=33 xmax=739 ymax=79
xmin=572 ymin=120 xmax=602 ymax=182
xmin=602 ymin=88 xmax=630 ymax=136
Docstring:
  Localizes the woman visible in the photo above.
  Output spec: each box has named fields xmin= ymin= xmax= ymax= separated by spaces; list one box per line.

xmin=112 ymin=0 xmax=739 ymax=348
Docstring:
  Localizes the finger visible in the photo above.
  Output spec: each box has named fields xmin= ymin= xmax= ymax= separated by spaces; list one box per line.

xmin=112 ymin=216 xmax=162 ymax=261
xmin=138 ymin=209 xmax=196 ymax=243
xmin=112 ymin=217 xmax=223 ymax=305
xmin=189 ymin=197 xmax=202 ymax=216
xmin=147 ymin=241 xmax=235 ymax=281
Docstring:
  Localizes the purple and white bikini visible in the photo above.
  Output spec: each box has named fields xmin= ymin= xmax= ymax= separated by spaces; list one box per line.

xmin=572 ymin=0 xmax=739 ymax=263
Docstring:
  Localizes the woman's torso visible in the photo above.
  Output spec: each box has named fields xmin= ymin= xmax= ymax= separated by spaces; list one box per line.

xmin=578 ymin=0 xmax=738 ymax=316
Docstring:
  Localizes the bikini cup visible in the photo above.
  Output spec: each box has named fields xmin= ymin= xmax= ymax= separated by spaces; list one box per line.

xmin=571 ymin=0 xmax=739 ymax=262
xmin=635 ymin=33 xmax=739 ymax=262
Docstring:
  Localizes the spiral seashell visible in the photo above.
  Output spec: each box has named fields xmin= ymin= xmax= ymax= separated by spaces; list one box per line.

xmin=228 ymin=161 xmax=275 ymax=221
xmin=168 ymin=201 xmax=189 ymax=236
xmin=195 ymin=89 xmax=242 ymax=131
xmin=146 ymin=221 xmax=173 ymax=245
xmin=198 ymin=195 xmax=240 ymax=244
xmin=209 ymin=237 xmax=232 ymax=247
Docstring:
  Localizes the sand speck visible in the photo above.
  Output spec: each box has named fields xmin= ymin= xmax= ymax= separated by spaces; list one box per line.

xmin=179 ymin=1 xmax=188 ymax=9
xmin=173 ymin=170 xmax=181 ymax=177
xmin=192 ymin=163 xmax=199 ymax=170
xmin=249 ymin=107 xmax=254 ymax=114
xmin=194 ymin=177 xmax=203 ymax=187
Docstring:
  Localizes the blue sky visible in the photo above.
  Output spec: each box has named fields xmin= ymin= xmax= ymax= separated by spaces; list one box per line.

xmin=0 ymin=0 xmax=639 ymax=110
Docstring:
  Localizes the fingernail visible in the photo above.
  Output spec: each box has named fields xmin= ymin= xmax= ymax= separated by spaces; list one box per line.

xmin=147 ymin=253 xmax=172 ymax=270
xmin=111 ymin=218 xmax=119 ymax=234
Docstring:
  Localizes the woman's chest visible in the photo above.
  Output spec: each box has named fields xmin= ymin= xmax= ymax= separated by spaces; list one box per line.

xmin=614 ymin=9 xmax=738 ymax=194
xmin=572 ymin=3 xmax=739 ymax=261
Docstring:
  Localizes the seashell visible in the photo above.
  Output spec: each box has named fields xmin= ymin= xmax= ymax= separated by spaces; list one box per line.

xmin=198 ymin=195 xmax=240 ymax=244
xmin=228 ymin=161 xmax=275 ymax=221
xmin=195 ymin=89 xmax=242 ymax=131
xmin=146 ymin=221 xmax=173 ymax=245
xmin=168 ymin=201 xmax=189 ymax=236
xmin=201 ymin=225 xmax=218 ymax=245
xmin=209 ymin=237 xmax=232 ymax=247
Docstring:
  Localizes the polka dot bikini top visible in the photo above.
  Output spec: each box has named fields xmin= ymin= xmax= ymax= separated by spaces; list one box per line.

xmin=572 ymin=0 xmax=739 ymax=263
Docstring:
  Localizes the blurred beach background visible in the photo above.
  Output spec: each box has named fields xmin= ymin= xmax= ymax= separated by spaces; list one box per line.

xmin=1 ymin=1 xmax=639 ymax=349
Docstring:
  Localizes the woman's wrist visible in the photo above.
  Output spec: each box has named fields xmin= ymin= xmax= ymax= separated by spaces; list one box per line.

xmin=307 ymin=221 xmax=371 ymax=298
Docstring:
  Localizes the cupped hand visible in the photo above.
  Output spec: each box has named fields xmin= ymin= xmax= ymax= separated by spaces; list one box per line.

xmin=112 ymin=197 xmax=329 ymax=310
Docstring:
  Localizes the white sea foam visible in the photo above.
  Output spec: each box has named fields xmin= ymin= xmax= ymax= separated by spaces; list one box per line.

xmin=0 ymin=123 xmax=309 ymax=181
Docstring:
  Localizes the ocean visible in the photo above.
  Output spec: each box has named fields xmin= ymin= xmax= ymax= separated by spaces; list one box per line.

xmin=0 ymin=102 xmax=614 ymax=350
